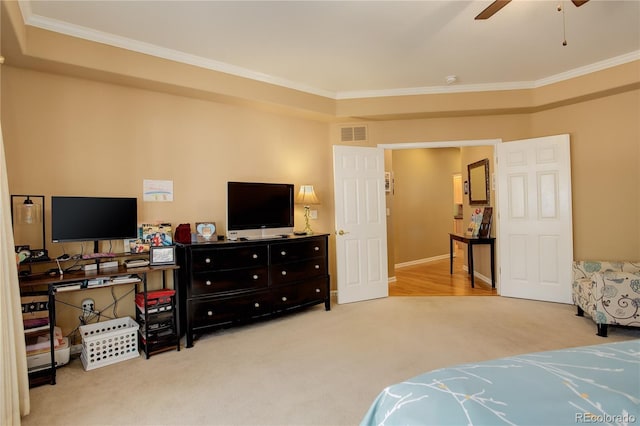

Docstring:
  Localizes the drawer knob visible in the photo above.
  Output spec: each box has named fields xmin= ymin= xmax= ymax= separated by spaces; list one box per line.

xmin=252 ymin=253 xmax=258 ymax=259
xmin=205 ymin=258 xmax=211 ymax=264
xmin=314 ymin=265 xmax=320 ymax=269
xmin=207 ymin=310 xmax=213 ymax=316
xmin=253 ymin=274 xmax=258 ymax=280
xmin=254 ymin=302 xmax=260 ymax=308
xmin=281 ymin=251 xmax=286 ymax=256
xmin=206 ymin=280 xmax=212 ymax=286
xmin=281 ymin=271 xmax=287 ymax=276
xmin=314 ymin=246 xmax=319 ymax=251
xmin=315 ymin=288 xmax=320 ymax=293
xmin=282 ymin=296 xmax=287 ymax=302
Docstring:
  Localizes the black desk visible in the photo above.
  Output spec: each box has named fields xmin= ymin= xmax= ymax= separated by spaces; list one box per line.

xmin=449 ymin=233 xmax=496 ymax=288
xmin=19 ymin=264 xmax=179 ymax=385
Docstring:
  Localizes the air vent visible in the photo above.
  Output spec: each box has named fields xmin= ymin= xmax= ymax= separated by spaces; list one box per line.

xmin=340 ymin=125 xmax=368 ymax=143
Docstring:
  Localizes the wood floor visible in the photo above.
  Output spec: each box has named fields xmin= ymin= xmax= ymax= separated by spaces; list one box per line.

xmin=390 ymin=251 xmax=498 ymax=296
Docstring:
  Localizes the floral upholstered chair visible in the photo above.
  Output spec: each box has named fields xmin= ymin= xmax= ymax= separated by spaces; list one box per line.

xmin=572 ymin=260 xmax=640 ymax=336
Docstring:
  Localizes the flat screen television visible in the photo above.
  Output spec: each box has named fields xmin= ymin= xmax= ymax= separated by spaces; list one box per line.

xmin=227 ymin=182 xmax=294 ymax=239
xmin=51 ymin=196 xmax=138 ymax=252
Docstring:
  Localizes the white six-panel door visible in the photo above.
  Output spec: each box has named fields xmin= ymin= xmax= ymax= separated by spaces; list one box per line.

xmin=496 ymin=134 xmax=574 ymax=303
xmin=333 ymin=145 xmax=389 ymax=304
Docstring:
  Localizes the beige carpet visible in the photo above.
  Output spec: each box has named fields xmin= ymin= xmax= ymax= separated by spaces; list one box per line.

xmin=22 ymin=296 xmax=639 ymax=426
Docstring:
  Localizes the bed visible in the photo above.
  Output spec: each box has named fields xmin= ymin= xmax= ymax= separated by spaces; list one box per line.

xmin=361 ymin=339 xmax=640 ymax=426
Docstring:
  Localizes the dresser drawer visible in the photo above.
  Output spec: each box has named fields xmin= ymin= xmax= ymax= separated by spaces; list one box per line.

xmin=270 ymin=258 xmax=327 ymax=286
xmin=272 ymin=278 xmax=328 ymax=311
xmin=270 ymin=238 xmax=326 ymax=264
xmin=191 ymin=245 xmax=267 ymax=271
xmin=191 ymin=266 xmax=268 ymax=296
xmin=189 ymin=293 xmax=272 ymax=329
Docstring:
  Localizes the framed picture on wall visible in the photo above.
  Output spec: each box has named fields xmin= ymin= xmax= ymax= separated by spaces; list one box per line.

xmin=385 ymin=172 xmax=393 ymax=193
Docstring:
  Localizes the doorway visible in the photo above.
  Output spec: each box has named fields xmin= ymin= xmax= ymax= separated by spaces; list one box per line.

xmin=380 ymin=139 xmax=500 ymax=296
xmin=333 ymin=135 xmax=573 ymax=304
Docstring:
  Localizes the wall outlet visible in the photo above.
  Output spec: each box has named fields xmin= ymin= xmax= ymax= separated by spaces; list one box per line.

xmin=81 ymin=298 xmax=95 ymax=316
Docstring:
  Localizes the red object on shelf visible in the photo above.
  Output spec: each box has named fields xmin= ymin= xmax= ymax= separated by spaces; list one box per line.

xmin=135 ymin=289 xmax=175 ymax=308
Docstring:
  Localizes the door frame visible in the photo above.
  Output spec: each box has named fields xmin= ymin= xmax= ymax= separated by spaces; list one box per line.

xmin=377 ymin=138 xmax=502 ymax=291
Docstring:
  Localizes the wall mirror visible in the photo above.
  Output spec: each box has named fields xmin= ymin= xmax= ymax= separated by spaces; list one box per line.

xmin=467 ymin=158 xmax=490 ymax=205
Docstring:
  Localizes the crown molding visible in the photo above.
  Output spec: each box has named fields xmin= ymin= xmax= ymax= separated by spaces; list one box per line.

xmin=19 ymin=5 xmax=337 ymax=99
xmin=339 ymin=51 xmax=640 ymax=100
xmin=19 ymin=3 xmax=640 ymax=102
xmin=532 ymin=51 xmax=640 ymax=88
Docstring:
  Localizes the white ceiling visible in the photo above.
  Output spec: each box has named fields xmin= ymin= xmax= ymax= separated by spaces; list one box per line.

xmin=20 ymin=0 xmax=640 ymax=99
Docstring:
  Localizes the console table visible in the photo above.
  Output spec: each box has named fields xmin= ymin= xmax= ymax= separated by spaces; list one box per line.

xmin=19 ymin=264 xmax=179 ymax=386
xmin=449 ymin=233 xmax=495 ymax=288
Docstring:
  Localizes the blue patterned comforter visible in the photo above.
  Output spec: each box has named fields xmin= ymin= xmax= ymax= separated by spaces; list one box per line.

xmin=361 ymin=340 xmax=640 ymax=426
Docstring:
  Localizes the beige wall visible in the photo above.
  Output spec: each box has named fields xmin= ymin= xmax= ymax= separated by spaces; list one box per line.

xmin=2 ymin=67 xmax=334 ymax=333
xmin=342 ymin=88 xmax=639 ymax=280
xmin=3 ymin=66 xmax=333 ymax=240
xmin=2 ymin=3 xmax=639 ymax=333
xmin=384 ymin=149 xmax=395 ymax=276
xmin=391 ymin=148 xmax=461 ymax=264
xmin=530 ymin=90 xmax=640 ymax=260
xmin=5 ymin=68 xmax=639 ymax=332
xmin=348 ymin=88 xmax=639 ymax=264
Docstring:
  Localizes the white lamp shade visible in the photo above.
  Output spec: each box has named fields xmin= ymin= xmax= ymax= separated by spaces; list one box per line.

xmin=296 ymin=185 xmax=320 ymax=205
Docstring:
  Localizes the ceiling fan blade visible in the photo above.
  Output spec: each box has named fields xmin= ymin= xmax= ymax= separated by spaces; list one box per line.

xmin=571 ymin=0 xmax=589 ymax=6
xmin=475 ymin=0 xmax=512 ymax=20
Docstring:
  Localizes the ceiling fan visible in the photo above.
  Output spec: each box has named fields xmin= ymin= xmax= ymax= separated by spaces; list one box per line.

xmin=475 ymin=0 xmax=589 ymax=20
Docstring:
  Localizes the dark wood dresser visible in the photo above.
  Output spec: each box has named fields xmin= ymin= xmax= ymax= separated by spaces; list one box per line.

xmin=176 ymin=234 xmax=330 ymax=347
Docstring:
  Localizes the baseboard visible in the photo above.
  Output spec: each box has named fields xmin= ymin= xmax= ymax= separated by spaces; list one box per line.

xmin=472 ymin=271 xmax=493 ymax=286
xmin=455 ymin=263 xmax=494 ymax=286
xmin=395 ymin=254 xmax=449 ymax=270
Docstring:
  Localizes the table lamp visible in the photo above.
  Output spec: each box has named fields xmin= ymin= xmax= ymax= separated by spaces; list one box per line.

xmin=296 ymin=185 xmax=320 ymax=235
xmin=11 ymin=194 xmax=48 ymax=262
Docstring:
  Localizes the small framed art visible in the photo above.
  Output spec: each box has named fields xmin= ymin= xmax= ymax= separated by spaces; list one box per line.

xmin=196 ymin=222 xmax=217 ymax=242
xmin=384 ymin=172 xmax=393 ymax=193
xmin=149 ymin=246 xmax=176 ymax=266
